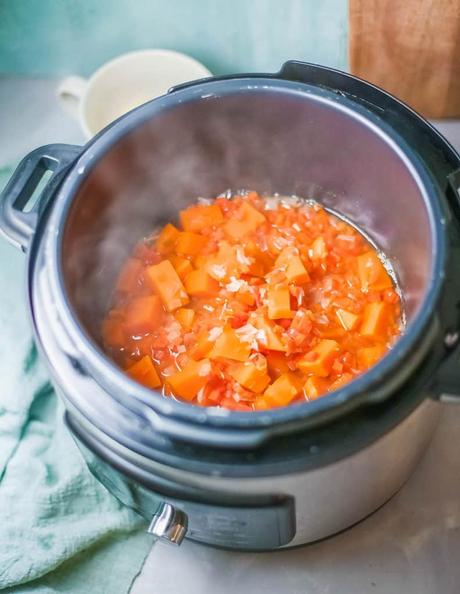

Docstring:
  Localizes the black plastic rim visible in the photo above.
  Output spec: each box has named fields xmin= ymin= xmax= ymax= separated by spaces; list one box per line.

xmin=44 ymin=73 xmax=447 ymax=432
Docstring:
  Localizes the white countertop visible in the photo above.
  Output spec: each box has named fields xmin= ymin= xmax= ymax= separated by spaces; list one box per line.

xmin=2 ymin=76 xmax=460 ymax=594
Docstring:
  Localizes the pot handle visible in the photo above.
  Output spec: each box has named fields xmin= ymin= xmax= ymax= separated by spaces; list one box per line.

xmin=0 ymin=143 xmax=81 ymax=252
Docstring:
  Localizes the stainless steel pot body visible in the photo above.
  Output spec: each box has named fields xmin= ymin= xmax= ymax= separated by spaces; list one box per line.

xmin=66 ymin=395 xmax=441 ymax=548
xmin=31 ymin=257 xmax=442 ymax=548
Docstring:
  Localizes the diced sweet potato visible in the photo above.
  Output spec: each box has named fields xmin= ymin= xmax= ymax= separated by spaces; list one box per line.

xmin=297 ymin=339 xmax=340 ymax=377
xmin=224 ymin=201 xmax=266 ymax=241
xmin=304 ymin=376 xmax=329 ymax=400
xmin=254 ymin=395 xmax=270 ymax=410
xmin=175 ymin=308 xmax=195 ymax=330
xmin=266 ymin=351 xmax=291 ymax=378
xmin=336 ymin=308 xmax=359 ymax=331
xmin=145 ymin=260 xmax=189 ymax=312
xmin=235 ymin=289 xmax=256 ymax=307
xmin=228 ymin=361 xmax=271 ymax=393
xmin=316 ymin=325 xmax=346 ymax=339
xmin=127 ymin=355 xmax=161 ymax=389
xmin=189 ymin=332 xmax=214 ymax=360
xmin=267 ymin=286 xmax=292 ymax=320
xmin=180 ymin=203 xmax=224 ymax=231
xmin=155 ymin=224 xmax=180 ymax=255
xmin=359 ymin=302 xmax=389 ymax=340
xmin=205 ymin=241 xmax=238 ymax=281
xmin=357 ymin=345 xmax=386 ymax=368
xmin=184 ymin=269 xmax=220 ymax=297
xmin=275 ymin=248 xmax=310 ymax=284
xmin=357 ymin=251 xmax=393 ymax=291
xmin=209 ymin=327 xmax=252 ymax=361
xmin=175 ymin=231 xmax=207 ymax=257
xmin=310 ymin=236 xmax=327 ymax=260
xmin=116 ymin=258 xmax=143 ymax=293
xmin=263 ymin=373 xmax=302 ymax=407
xmin=124 ymin=295 xmax=164 ymax=335
xmin=169 ymin=255 xmax=193 ymax=281
xmin=246 ymin=240 xmax=272 ymax=276
xmin=286 ymin=257 xmax=309 ymax=284
xmin=253 ymin=315 xmax=287 ymax=352
xmin=167 ymin=359 xmax=211 ymax=401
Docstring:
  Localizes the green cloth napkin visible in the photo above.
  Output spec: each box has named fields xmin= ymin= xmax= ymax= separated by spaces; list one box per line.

xmin=0 ymin=166 xmax=152 ymax=592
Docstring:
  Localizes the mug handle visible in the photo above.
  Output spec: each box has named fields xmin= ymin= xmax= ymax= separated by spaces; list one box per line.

xmin=57 ymin=76 xmax=88 ymax=119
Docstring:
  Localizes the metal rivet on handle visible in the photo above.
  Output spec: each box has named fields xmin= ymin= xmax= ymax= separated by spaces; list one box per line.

xmin=148 ymin=503 xmax=188 ymax=545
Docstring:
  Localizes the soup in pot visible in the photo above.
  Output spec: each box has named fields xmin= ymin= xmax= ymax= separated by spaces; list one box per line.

xmin=102 ymin=192 xmax=402 ymax=410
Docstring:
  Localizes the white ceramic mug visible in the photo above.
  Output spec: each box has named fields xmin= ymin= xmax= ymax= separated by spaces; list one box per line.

xmin=57 ymin=49 xmax=211 ymax=139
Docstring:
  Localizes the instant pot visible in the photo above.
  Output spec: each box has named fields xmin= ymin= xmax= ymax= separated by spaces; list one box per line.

xmin=2 ymin=62 xmax=460 ymax=550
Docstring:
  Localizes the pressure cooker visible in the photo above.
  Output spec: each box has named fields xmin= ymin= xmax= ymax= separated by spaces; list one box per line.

xmin=2 ymin=61 xmax=460 ymax=550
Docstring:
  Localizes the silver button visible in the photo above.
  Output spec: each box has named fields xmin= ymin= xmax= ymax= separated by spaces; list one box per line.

xmin=148 ymin=503 xmax=188 ymax=545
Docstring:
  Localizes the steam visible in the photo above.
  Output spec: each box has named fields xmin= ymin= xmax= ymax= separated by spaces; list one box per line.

xmin=62 ymin=88 xmax=432 ymax=342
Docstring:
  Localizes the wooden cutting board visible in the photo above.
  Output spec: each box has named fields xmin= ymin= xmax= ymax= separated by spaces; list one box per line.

xmin=349 ymin=0 xmax=460 ymax=118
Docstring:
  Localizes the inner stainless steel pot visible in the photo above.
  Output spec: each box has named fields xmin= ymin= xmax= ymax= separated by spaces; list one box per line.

xmin=55 ymin=77 xmax=443 ymax=437
xmin=63 ymin=82 xmax=434 ymax=337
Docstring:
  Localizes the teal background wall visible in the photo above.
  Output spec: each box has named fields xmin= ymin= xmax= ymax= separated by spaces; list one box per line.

xmin=0 ymin=0 xmax=348 ymax=76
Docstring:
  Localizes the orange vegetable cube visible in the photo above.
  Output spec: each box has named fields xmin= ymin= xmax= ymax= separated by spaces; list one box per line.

xmin=175 ymin=308 xmax=195 ymax=330
xmin=189 ymin=332 xmax=214 ymax=360
xmin=228 ymin=361 xmax=271 ymax=393
xmin=357 ymin=345 xmax=386 ymax=368
xmin=155 ymin=223 xmax=180 ymax=255
xmin=267 ymin=286 xmax=292 ymax=320
xmin=127 ymin=355 xmax=161 ymax=389
xmin=205 ymin=241 xmax=238 ymax=281
xmin=359 ymin=302 xmax=390 ymax=340
xmin=336 ymin=308 xmax=359 ymax=331
xmin=254 ymin=395 xmax=270 ymax=410
xmin=304 ymin=376 xmax=329 ymax=400
xmin=224 ymin=201 xmax=266 ymax=241
xmin=246 ymin=241 xmax=273 ymax=275
xmin=263 ymin=373 xmax=302 ymax=407
xmin=124 ymin=295 xmax=164 ymax=335
xmin=209 ymin=327 xmax=251 ymax=361
xmin=180 ymin=203 xmax=224 ymax=232
xmin=253 ymin=316 xmax=287 ymax=352
xmin=310 ymin=236 xmax=327 ymax=260
xmin=266 ymin=351 xmax=291 ymax=378
xmin=184 ymin=269 xmax=220 ymax=297
xmin=357 ymin=251 xmax=393 ymax=291
xmin=235 ymin=289 xmax=256 ymax=307
xmin=116 ymin=258 xmax=142 ymax=293
xmin=286 ymin=257 xmax=309 ymax=284
xmin=175 ymin=231 xmax=207 ymax=257
xmin=145 ymin=260 xmax=189 ymax=312
xmin=167 ymin=359 xmax=211 ymax=401
xmin=169 ymin=255 xmax=193 ymax=281
xmin=275 ymin=248 xmax=310 ymax=284
xmin=193 ymin=255 xmax=208 ymax=269
xmin=317 ymin=324 xmax=346 ymax=339
xmin=297 ymin=339 xmax=340 ymax=377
